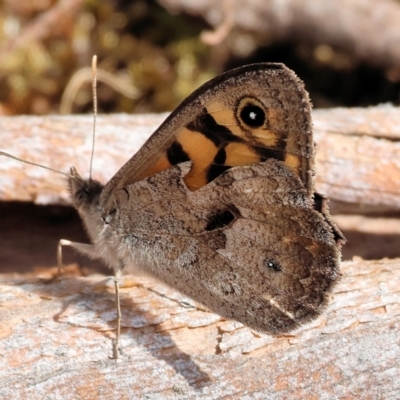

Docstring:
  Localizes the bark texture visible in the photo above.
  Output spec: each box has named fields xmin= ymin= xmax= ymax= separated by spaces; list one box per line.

xmin=0 ymin=259 xmax=399 ymax=398
xmin=1 ymin=107 xmax=400 ymax=212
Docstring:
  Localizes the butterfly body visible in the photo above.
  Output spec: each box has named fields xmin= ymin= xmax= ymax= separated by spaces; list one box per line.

xmin=69 ymin=63 xmax=343 ymax=336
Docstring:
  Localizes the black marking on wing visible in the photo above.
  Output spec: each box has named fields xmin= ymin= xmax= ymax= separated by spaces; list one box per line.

xmin=186 ymin=107 xmax=288 ymax=185
xmin=206 ymin=164 xmax=232 ymax=183
xmin=213 ymin=147 xmax=227 ymax=164
xmin=167 ymin=141 xmax=191 ymax=165
xmin=313 ymin=192 xmax=325 ymax=213
xmin=252 ymin=144 xmax=285 ymax=161
xmin=205 ymin=206 xmax=238 ymax=231
xmin=186 ymin=108 xmax=242 ymax=147
xmin=313 ymin=192 xmax=346 ymax=246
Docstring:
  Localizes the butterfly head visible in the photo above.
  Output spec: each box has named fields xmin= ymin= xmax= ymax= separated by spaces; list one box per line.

xmin=68 ymin=167 xmax=104 ymax=212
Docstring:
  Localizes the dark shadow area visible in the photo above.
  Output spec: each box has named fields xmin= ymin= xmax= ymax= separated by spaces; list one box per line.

xmin=0 ymin=201 xmax=108 ymax=274
xmin=340 ymin=229 xmax=400 ymax=261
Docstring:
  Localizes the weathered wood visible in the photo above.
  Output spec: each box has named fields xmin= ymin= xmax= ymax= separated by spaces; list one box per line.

xmin=1 ymin=107 xmax=400 ymax=212
xmin=313 ymin=107 xmax=400 ymax=213
xmin=1 ymin=109 xmax=399 ymax=397
xmin=0 ymin=258 xmax=399 ymax=398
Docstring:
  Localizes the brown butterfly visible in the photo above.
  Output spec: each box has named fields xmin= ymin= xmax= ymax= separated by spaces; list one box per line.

xmin=63 ymin=63 xmax=344 ymax=357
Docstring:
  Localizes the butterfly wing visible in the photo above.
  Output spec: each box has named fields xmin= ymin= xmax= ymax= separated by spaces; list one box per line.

xmin=100 ymin=63 xmax=314 ymax=210
xmin=107 ymin=161 xmax=340 ymax=333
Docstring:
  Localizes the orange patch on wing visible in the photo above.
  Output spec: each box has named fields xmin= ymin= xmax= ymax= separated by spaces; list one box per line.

xmin=284 ymin=153 xmax=300 ymax=176
xmin=137 ymin=156 xmax=172 ymax=180
xmin=206 ymin=100 xmax=233 ymax=124
xmin=184 ymin=171 xmax=208 ymax=190
xmin=225 ymin=142 xmax=261 ymax=166
xmin=207 ymin=99 xmax=281 ymax=148
xmin=250 ymin=129 xmax=278 ymax=147
xmin=177 ymin=127 xmax=218 ymax=191
xmin=177 ymin=128 xmax=217 ymax=164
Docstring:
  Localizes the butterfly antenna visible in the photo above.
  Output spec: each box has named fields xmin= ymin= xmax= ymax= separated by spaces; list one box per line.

xmin=0 ymin=151 xmax=71 ymax=177
xmin=89 ymin=55 xmax=98 ymax=181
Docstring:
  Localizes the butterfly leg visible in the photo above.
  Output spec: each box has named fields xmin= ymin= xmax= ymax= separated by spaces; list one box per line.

xmin=58 ymin=239 xmax=125 ymax=359
xmin=57 ymin=239 xmax=97 ymax=276
xmin=112 ymin=263 xmax=124 ymax=360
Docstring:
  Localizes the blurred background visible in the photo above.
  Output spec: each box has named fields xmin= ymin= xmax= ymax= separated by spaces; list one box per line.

xmin=1 ymin=0 xmax=400 ymax=116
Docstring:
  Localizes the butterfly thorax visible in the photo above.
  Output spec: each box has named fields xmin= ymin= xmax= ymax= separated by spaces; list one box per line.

xmin=68 ymin=167 xmax=103 ymax=240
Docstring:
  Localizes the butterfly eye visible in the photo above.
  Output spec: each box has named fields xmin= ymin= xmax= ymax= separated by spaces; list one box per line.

xmin=76 ymin=188 xmax=90 ymax=203
xmin=239 ymin=103 xmax=266 ymax=127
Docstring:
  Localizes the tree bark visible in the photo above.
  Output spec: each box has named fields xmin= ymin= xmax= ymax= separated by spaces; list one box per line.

xmin=0 ymin=258 xmax=399 ymax=398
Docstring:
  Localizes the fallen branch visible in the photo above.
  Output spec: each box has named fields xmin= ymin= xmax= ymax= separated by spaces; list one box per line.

xmin=0 ymin=258 xmax=399 ymax=398
xmin=1 ymin=107 xmax=400 ymax=212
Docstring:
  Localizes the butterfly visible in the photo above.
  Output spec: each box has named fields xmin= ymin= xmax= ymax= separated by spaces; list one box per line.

xmin=67 ymin=63 xmax=344 ymax=357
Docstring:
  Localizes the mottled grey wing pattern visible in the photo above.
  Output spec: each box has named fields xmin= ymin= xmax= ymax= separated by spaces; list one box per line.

xmin=106 ymin=160 xmax=341 ymax=333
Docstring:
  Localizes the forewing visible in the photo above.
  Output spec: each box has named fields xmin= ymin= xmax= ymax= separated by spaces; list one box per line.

xmin=100 ymin=63 xmax=313 ymax=210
